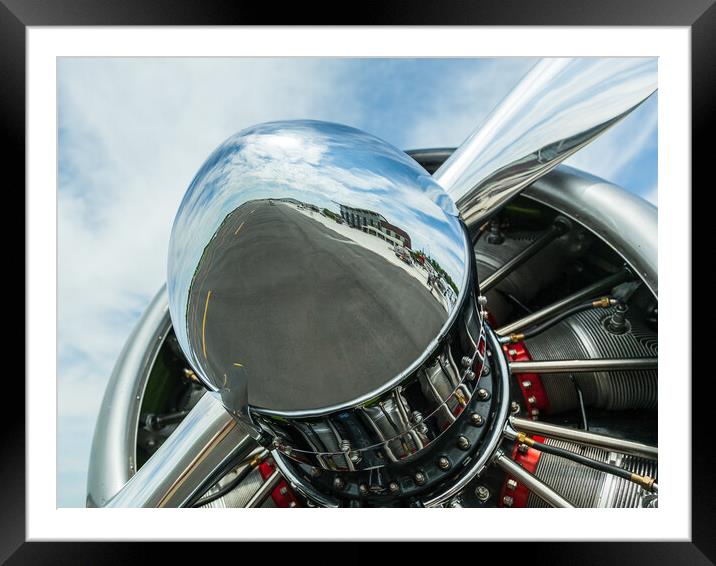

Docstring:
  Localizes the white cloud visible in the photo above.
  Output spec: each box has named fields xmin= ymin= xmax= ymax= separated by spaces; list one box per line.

xmin=404 ymin=58 xmax=539 ymax=149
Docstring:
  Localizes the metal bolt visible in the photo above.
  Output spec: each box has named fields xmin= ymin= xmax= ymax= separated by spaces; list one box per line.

xmin=449 ymin=498 xmax=463 ymax=508
xmin=527 ymin=396 xmax=537 ymax=405
xmin=518 ymin=444 xmax=529 ymax=454
xmin=465 ymin=370 xmax=476 ymax=381
xmin=438 ymin=456 xmax=451 ymax=470
xmin=359 ymin=484 xmax=369 ymax=496
xmin=506 ymin=479 xmax=517 ymax=491
xmin=333 ymin=477 xmax=345 ymax=491
xmin=478 ymin=295 xmax=488 ymax=307
xmin=288 ymin=501 xmax=297 ymax=508
xmin=461 ymin=356 xmax=472 ymax=368
xmin=475 ymin=485 xmax=490 ymax=502
xmin=531 ymin=408 xmax=540 ymax=417
xmin=279 ymin=486 xmax=288 ymax=496
xmin=309 ymin=466 xmax=321 ymax=478
xmin=481 ymin=364 xmax=491 ymax=376
xmin=510 ymin=401 xmax=521 ymax=414
xmin=457 ymin=435 xmax=470 ymax=451
xmin=503 ymin=495 xmax=514 ymax=507
xmin=389 ymin=481 xmax=401 ymax=494
xmin=522 ymin=380 xmax=532 ymax=388
xmin=477 ymin=388 xmax=490 ymax=401
xmin=470 ymin=413 xmax=484 ymax=427
xmin=414 ymin=471 xmax=426 ymax=486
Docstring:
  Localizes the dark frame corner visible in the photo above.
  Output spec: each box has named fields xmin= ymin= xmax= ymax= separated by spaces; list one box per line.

xmin=8 ymin=0 xmax=712 ymax=562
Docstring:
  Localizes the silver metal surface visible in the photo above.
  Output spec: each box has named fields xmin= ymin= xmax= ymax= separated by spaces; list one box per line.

xmin=167 ymin=120 xmax=471 ymax=421
xmin=245 ymin=469 xmax=282 ymax=508
xmin=525 ymin=165 xmax=658 ymax=297
xmin=105 ymin=393 xmax=255 ymax=507
xmin=433 ymin=58 xmax=657 ymax=231
xmin=510 ymin=416 xmax=658 ymax=459
xmin=86 ymin=285 xmax=172 ymax=507
xmin=509 ymin=358 xmax=657 ymax=374
xmin=494 ymin=450 xmax=575 ymax=508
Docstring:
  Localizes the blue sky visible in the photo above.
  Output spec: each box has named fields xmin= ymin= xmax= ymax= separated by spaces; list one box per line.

xmin=57 ymin=57 xmax=657 ymax=507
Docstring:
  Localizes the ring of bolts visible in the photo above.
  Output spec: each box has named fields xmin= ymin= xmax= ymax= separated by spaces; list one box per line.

xmin=329 ymin=405 xmax=488 ymax=494
xmin=326 ymin=345 xmax=493 ymax=496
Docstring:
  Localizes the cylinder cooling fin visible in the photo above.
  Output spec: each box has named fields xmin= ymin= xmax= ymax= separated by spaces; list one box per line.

xmin=505 ymin=437 xmax=658 ymax=508
xmin=524 ymin=306 xmax=658 ymax=414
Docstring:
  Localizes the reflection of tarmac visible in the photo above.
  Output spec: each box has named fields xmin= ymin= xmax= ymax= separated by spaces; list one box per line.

xmin=287 ymin=202 xmax=456 ymax=310
xmin=188 ymin=200 xmax=448 ymax=412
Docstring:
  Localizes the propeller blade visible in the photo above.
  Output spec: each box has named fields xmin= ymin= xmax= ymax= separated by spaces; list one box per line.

xmin=433 ymin=58 xmax=657 ymax=230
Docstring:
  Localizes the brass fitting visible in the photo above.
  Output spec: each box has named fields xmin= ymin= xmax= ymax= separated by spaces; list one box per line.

xmin=248 ymin=449 xmax=269 ymax=468
xmin=517 ymin=432 xmax=535 ymax=447
xmin=509 ymin=333 xmax=526 ymax=343
xmin=592 ymin=297 xmax=612 ymax=308
xmin=630 ymin=473 xmax=657 ymax=492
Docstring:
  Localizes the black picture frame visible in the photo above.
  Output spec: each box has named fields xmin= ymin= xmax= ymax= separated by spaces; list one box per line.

xmin=7 ymin=0 xmax=710 ymax=562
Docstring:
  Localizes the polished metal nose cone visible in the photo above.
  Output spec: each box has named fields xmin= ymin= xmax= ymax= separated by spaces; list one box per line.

xmin=167 ymin=120 xmax=471 ymax=417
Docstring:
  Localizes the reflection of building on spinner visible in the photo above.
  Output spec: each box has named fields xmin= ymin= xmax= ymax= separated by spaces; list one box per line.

xmin=338 ymin=204 xmax=412 ymax=249
xmin=337 ymin=203 xmax=457 ymax=309
xmin=276 ymin=197 xmax=458 ymax=310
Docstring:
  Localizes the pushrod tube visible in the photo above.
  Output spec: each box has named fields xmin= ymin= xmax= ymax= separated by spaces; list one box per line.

xmin=508 ymin=358 xmax=657 ymax=374
xmin=245 ymin=469 xmax=282 ymax=508
xmin=480 ymin=220 xmax=568 ymax=293
xmin=509 ymin=416 xmax=658 ymax=460
xmin=496 ymin=270 xmax=628 ymax=336
xmin=494 ymin=450 xmax=575 ymax=508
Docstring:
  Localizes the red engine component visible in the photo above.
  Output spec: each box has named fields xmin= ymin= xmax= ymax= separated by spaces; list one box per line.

xmin=498 ymin=340 xmax=551 ymax=507
xmin=498 ymin=433 xmax=546 ymax=507
xmin=258 ymin=460 xmax=300 ymax=508
xmin=503 ymin=340 xmax=550 ymax=419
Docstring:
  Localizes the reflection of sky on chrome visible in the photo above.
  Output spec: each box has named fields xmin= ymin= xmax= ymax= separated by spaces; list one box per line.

xmin=168 ymin=120 xmax=468 ymax=364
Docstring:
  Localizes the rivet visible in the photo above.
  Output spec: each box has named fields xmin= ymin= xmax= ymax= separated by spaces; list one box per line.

xmin=475 ymin=485 xmax=490 ymax=502
xmin=457 ymin=435 xmax=470 ymax=450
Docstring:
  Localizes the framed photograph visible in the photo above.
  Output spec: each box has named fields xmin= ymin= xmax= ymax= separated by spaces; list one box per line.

xmin=10 ymin=0 xmax=709 ymax=561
